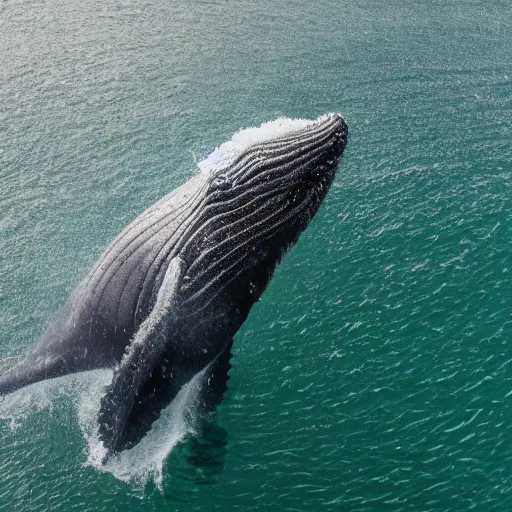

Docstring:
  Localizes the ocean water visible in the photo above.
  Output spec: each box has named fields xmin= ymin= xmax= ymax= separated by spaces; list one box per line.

xmin=1 ymin=0 xmax=511 ymax=510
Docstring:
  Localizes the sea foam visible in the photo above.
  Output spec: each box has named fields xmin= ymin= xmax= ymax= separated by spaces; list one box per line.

xmin=197 ymin=115 xmax=329 ymax=174
xmin=0 ymin=368 xmax=207 ymax=489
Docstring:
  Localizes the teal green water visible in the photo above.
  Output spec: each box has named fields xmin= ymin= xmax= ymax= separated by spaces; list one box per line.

xmin=1 ymin=0 xmax=511 ymax=510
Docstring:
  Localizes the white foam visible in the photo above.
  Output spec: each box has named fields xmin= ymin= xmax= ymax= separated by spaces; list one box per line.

xmin=82 ymin=368 xmax=207 ymax=488
xmin=197 ymin=115 xmax=327 ymax=174
xmin=0 ymin=367 xmax=208 ymax=489
xmin=0 ymin=370 xmax=104 ymax=431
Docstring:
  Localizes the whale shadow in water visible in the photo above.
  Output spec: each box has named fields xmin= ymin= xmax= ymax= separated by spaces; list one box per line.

xmin=184 ymin=343 xmax=232 ymax=481
xmin=165 ymin=415 xmax=229 ymax=491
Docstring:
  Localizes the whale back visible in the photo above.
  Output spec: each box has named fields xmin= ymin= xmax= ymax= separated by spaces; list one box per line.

xmin=69 ymin=173 xmax=215 ymax=363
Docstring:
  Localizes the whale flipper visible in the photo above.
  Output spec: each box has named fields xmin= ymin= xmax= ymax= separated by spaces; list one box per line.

xmin=197 ymin=339 xmax=233 ymax=415
xmin=98 ymin=257 xmax=186 ymax=452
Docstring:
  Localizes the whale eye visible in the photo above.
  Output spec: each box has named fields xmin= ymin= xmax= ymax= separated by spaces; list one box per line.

xmin=210 ymin=175 xmax=232 ymax=191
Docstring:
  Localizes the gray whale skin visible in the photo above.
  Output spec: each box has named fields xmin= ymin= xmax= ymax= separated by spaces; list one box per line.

xmin=0 ymin=113 xmax=348 ymax=453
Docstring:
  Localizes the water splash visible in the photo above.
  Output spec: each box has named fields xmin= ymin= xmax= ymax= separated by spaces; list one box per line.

xmin=0 ymin=367 xmax=209 ymax=489
xmin=197 ymin=115 xmax=332 ymax=174
xmin=0 ymin=369 xmax=102 ymax=431
xmin=81 ymin=367 xmax=208 ymax=488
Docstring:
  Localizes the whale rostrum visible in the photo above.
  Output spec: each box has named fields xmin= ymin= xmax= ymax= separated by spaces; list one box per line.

xmin=0 ymin=113 xmax=348 ymax=453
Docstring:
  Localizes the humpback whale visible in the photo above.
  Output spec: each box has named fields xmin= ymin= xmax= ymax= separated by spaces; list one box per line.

xmin=0 ymin=113 xmax=348 ymax=453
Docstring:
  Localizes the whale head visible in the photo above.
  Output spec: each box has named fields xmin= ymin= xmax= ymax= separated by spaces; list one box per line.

xmin=201 ymin=113 xmax=347 ymax=215
xmin=180 ymin=113 xmax=348 ymax=327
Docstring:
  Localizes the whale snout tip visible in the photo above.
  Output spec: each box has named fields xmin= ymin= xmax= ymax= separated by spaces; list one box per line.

xmin=322 ymin=112 xmax=348 ymax=156
xmin=330 ymin=112 xmax=348 ymax=136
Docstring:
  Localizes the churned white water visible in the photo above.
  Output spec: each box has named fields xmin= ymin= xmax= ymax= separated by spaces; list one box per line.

xmin=82 ymin=368 xmax=207 ymax=488
xmin=0 ymin=372 xmax=70 ymax=431
xmin=0 ymin=367 xmax=208 ymax=488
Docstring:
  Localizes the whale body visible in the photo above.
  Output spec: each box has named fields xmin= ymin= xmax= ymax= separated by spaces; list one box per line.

xmin=0 ymin=113 xmax=348 ymax=452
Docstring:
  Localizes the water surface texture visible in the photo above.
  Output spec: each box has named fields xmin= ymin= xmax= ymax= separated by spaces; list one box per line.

xmin=1 ymin=0 xmax=511 ymax=510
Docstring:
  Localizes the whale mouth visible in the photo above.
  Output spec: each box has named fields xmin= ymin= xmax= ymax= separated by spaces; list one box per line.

xmin=202 ymin=113 xmax=348 ymax=195
xmin=176 ymin=113 xmax=348 ymax=318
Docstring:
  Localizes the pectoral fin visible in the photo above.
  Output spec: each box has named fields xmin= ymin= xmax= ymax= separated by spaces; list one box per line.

xmin=197 ymin=338 xmax=233 ymax=414
xmin=97 ymin=257 xmax=185 ymax=453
